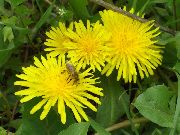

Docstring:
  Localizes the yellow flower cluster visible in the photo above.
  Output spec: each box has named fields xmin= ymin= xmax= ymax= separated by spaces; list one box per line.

xmin=15 ymin=9 xmax=163 ymax=124
xmin=45 ymin=10 xmax=162 ymax=83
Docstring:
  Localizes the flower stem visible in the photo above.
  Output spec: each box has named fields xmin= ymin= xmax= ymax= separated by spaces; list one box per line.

xmin=88 ymin=0 xmax=176 ymax=35
xmin=105 ymin=117 xmax=149 ymax=132
xmin=158 ymin=68 xmax=176 ymax=92
xmin=173 ymin=0 xmax=178 ymax=30
xmin=121 ymin=96 xmax=139 ymax=135
xmin=170 ymin=73 xmax=180 ymax=135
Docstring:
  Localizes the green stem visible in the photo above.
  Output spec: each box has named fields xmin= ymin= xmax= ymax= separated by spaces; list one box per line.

xmin=121 ymin=96 xmax=139 ymax=135
xmin=158 ymin=68 xmax=176 ymax=92
xmin=45 ymin=118 xmax=50 ymax=135
xmin=89 ymin=0 xmax=176 ymax=35
xmin=129 ymin=83 xmax=132 ymax=101
xmin=105 ymin=117 xmax=149 ymax=132
xmin=173 ymin=0 xmax=178 ymax=30
xmin=132 ymin=0 xmax=137 ymax=10
xmin=1 ymin=93 xmax=11 ymax=114
xmin=136 ymin=79 xmax=142 ymax=91
xmin=170 ymin=73 xmax=180 ymax=135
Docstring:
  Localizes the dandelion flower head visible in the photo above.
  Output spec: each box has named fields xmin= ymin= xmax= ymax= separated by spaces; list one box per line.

xmin=64 ymin=20 xmax=111 ymax=71
xmin=44 ymin=22 xmax=73 ymax=58
xmin=100 ymin=10 xmax=163 ymax=83
xmin=14 ymin=55 xmax=103 ymax=124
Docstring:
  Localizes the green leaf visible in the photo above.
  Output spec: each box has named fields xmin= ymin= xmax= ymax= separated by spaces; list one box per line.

xmin=174 ymin=63 xmax=180 ymax=74
xmin=1 ymin=16 xmax=17 ymax=26
xmin=32 ymin=0 xmax=55 ymax=36
xmin=159 ymin=32 xmax=180 ymax=60
xmin=0 ymin=127 xmax=6 ymax=135
xmin=151 ymin=0 xmax=168 ymax=3
xmin=57 ymin=7 xmax=73 ymax=23
xmin=174 ymin=32 xmax=180 ymax=59
xmin=154 ymin=7 xmax=169 ymax=17
xmin=134 ymin=85 xmax=174 ymax=127
xmin=0 ymin=0 xmax=4 ymax=9
xmin=7 ymin=119 xmax=22 ymax=129
xmin=90 ymin=118 xmax=111 ymax=135
xmin=5 ymin=0 xmax=27 ymax=8
xmin=14 ymin=5 xmax=32 ymax=16
xmin=162 ymin=43 xmax=178 ymax=68
xmin=0 ymin=127 xmax=13 ymax=135
xmin=96 ymin=73 xmax=128 ymax=127
xmin=68 ymin=0 xmax=90 ymax=20
xmin=15 ymin=99 xmax=75 ymax=135
xmin=3 ymin=26 xmax=14 ymax=42
xmin=138 ymin=0 xmax=151 ymax=15
xmin=58 ymin=122 xmax=90 ymax=135
xmin=0 ymin=27 xmax=15 ymax=68
xmin=170 ymin=64 xmax=180 ymax=134
xmin=128 ymin=0 xmax=152 ymax=13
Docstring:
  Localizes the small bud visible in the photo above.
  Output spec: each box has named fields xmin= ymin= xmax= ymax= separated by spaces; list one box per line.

xmin=58 ymin=8 xmax=66 ymax=16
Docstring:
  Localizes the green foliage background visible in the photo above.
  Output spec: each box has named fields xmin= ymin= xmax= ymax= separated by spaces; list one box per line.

xmin=0 ymin=0 xmax=180 ymax=135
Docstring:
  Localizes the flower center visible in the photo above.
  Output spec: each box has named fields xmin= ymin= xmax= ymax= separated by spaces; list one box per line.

xmin=112 ymin=32 xmax=138 ymax=55
xmin=43 ymin=71 xmax=74 ymax=97
xmin=79 ymin=34 xmax=97 ymax=54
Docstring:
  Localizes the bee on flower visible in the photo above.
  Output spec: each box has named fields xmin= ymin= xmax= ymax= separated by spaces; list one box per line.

xmin=66 ymin=61 xmax=79 ymax=84
xmin=14 ymin=55 xmax=103 ymax=124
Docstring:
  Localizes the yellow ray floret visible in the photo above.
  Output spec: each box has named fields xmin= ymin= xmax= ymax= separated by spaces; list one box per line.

xmin=100 ymin=10 xmax=163 ymax=83
xmin=64 ymin=20 xmax=111 ymax=71
xmin=44 ymin=22 xmax=73 ymax=58
xmin=14 ymin=55 xmax=103 ymax=124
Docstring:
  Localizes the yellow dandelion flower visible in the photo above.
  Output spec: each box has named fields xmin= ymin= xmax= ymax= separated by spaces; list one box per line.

xmin=14 ymin=55 xmax=103 ymax=124
xmin=44 ymin=22 xmax=73 ymax=58
xmin=64 ymin=20 xmax=110 ymax=71
xmin=100 ymin=10 xmax=163 ymax=83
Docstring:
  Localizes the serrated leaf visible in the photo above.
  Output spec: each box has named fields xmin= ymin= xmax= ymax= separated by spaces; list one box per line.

xmin=58 ymin=122 xmax=90 ymax=135
xmin=96 ymin=73 xmax=128 ymax=127
xmin=90 ymin=118 xmax=111 ymax=135
xmin=3 ymin=26 xmax=14 ymax=42
xmin=134 ymin=85 xmax=174 ymax=127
